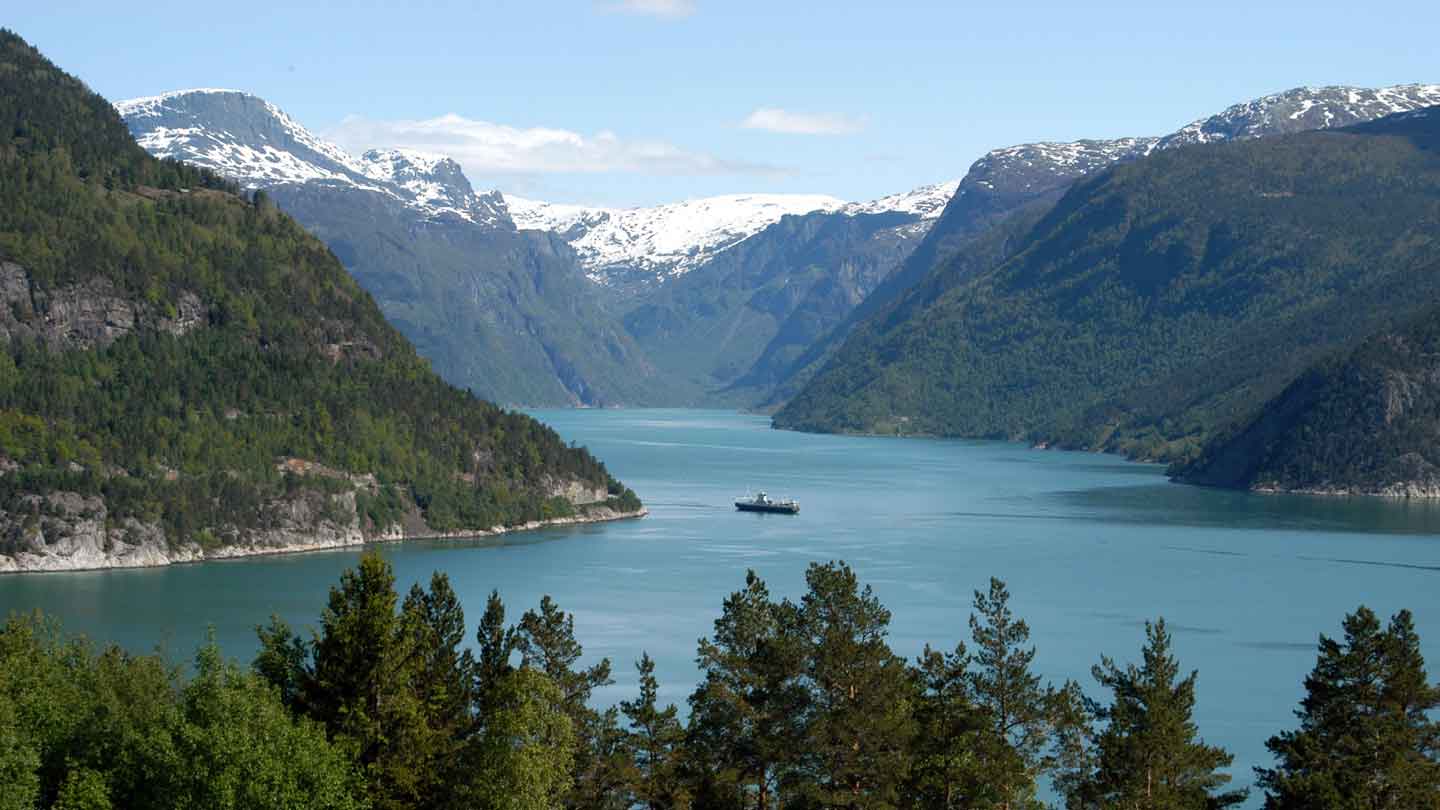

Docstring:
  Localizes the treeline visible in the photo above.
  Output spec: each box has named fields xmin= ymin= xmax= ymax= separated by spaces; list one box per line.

xmin=3 ymin=554 xmax=1436 ymax=809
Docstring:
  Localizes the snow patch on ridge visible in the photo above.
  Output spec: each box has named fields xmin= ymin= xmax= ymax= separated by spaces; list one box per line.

xmin=506 ymin=193 xmax=849 ymax=284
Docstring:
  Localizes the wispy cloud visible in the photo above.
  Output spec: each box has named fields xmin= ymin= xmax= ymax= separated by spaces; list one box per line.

xmin=741 ymin=107 xmax=865 ymax=136
xmin=326 ymin=113 xmax=781 ymax=178
xmin=600 ymin=0 xmax=697 ymax=19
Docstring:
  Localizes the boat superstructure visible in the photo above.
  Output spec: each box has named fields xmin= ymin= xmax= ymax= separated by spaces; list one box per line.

xmin=735 ymin=491 xmax=800 ymax=515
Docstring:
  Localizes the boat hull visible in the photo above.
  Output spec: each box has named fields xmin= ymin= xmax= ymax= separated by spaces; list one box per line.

xmin=735 ymin=502 xmax=800 ymax=515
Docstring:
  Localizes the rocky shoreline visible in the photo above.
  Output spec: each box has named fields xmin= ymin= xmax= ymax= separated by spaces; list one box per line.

xmin=0 ymin=499 xmax=647 ymax=575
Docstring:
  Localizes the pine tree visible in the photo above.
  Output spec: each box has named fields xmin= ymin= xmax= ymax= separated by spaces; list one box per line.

xmin=398 ymin=572 xmax=477 ymax=807
xmin=968 ymin=577 xmax=1052 ymax=810
xmin=792 ymin=561 xmax=916 ymax=810
xmin=908 ymin=642 xmax=987 ymax=809
xmin=307 ymin=551 xmax=406 ymax=773
xmin=620 ymin=652 xmax=689 ymax=810
xmin=686 ymin=570 xmax=807 ymax=810
xmin=1258 ymin=606 xmax=1440 ymax=810
xmin=1072 ymin=618 xmax=1245 ymax=810
xmin=252 ymin=614 xmax=310 ymax=712
xmin=515 ymin=595 xmax=618 ymax=810
xmin=476 ymin=589 xmax=518 ymax=722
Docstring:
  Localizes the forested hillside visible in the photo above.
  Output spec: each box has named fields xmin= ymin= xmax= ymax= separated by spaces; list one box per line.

xmin=0 ymin=30 xmax=639 ymax=572
xmin=777 ymin=109 xmax=1440 ymax=465
xmin=1175 ymin=288 xmax=1440 ymax=495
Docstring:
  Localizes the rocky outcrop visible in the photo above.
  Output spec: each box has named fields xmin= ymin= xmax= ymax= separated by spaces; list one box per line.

xmin=0 ymin=468 xmax=645 ymax=574
xmin=0 ymin=260 xmax=205 ymax=351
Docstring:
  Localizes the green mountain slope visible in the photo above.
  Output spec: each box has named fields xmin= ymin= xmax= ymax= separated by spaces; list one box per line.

xmin=273 ymin=184 xmax=660 ymax=407
xmin=1174 ymin=291 xmax=1440 ymax=495
xmin=620 ymin=210 xmax=925 ymax=404
xmin=0 ymin=30 xmax=639 ymax=572
xmin=776 ymin=109 xmax=1440 ymax=463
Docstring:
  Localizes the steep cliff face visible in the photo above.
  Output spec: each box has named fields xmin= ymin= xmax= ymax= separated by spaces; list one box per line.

xmin=0 ymin=260 xmax=205 ymax=351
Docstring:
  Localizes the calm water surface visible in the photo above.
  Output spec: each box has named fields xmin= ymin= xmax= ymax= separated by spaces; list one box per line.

xmin=4 ymin=409 xmax=1439 ymax=801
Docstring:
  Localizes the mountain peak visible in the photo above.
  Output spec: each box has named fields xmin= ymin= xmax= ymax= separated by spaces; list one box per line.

xmin=118 ymin=90 xmax=510 ymax=226
xmin=1156 ymin=83 xmax=1440 ymax=149
xmin=116 ymin=88 xmax=378 ymax=189
xmin=356 ymin=148 xmax=506 ymax=224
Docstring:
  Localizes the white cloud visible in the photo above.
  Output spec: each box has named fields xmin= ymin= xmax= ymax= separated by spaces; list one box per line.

xmin=325 ymin=113 xmax=780 ymax=178
xmin=741 ymin=107 xmax=865 ymax=136
xmin=601 ymin=0 xmax=696 ymax=18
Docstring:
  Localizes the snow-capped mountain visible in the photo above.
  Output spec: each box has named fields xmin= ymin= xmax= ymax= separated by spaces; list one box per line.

xmin=507 ymin=193 xmax=847 ymax=286
xmin=117 ymin=89 xmax=380 ymax=189
xmin=506 ymin=183 xmax=959 ymax=288
xmin=958 ymin=137 xmax=1159 ymax=198
xmin=840 ymin=180 xmax=960 ymax=219
xmin=357 ymin=148 xmax=509 ymax=225
xmin=1156 ymin=83 xmax=1440 ymax=150
xmin=118 ymin=89 xmax=508 ymax=225
xmin=947 ymin=84 xmax=1440 ymax=214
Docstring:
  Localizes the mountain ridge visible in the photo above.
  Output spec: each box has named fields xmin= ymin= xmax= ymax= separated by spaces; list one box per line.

xmin=775 ymin=105 xmax=1440 ymax=474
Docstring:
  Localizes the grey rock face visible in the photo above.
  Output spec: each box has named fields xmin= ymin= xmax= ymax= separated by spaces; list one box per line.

xmin=0 ymin=260 xmax=205 ymax=351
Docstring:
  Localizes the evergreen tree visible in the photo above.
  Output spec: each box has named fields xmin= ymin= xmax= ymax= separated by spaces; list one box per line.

xmin=307 ymin=552 xmax=406 ymax=770
xmin=968 ymin=577 xmax=1053 ymax=810
xmin=907 ymin=642 xmax=987 ymax=810
xmin=620 ymin=652 xmax=689 ymax=810
xmin=1258 ymin=606 xmax=1440 ymax=810
xmin=515 ymin=595 xmax=617 ymax=810
xmin=476 ymin=589 xmax=518 ymax=721
xmin=398 ymin=572 xmax=477 ymax=808
xmin=792 ymin=561 xmax=915 ymax=810
xmin=686 ymin=570 xmax=806 ymax=810
xmin=253 ymin=615 xmax=310 ymax=713
xmin=1071 ymin=618 xmax=1245 ymax=810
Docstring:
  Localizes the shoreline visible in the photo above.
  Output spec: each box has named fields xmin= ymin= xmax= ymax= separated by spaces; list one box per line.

xmin=0 ymin=507 xmax=648 ymax=576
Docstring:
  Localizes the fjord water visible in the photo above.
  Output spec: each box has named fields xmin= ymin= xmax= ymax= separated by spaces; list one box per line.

xmin=4 ymin=409 xmax=1439 ymax=799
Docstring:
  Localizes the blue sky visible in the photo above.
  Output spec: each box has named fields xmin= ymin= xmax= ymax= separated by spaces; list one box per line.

xmin=14 ymin=0 xmax=1439 ymax=207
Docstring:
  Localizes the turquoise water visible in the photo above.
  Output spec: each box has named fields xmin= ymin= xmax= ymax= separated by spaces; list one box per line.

xmin=4 ymin=409 xmax=1439 ymax=801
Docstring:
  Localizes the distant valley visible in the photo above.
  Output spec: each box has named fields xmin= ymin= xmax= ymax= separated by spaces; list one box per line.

xmin=118 ymin=82 xmax=1440 ymax=497
xmin=119 ymin=89 xmax=957 ymax=406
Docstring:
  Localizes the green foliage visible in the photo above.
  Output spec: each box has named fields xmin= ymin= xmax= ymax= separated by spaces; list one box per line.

xmin=686 ymin=570 xmax=807 ymax=809
xmin=619 ymin=653 xmax=689 ymax=810
xmin=907 ymin=642 xmax=987 ymax=810
xmin=0 ymin=29 xmax=231 ymax=194
xmin=1068 ymin=619 xmax=1245 ymax=809
xmin=777 ymin=114 xmax=1440 ymax=465
xmin=792 ymin=561 xmax=915 ymax=809
xmin=270 ymin=185 xmax=665 ymax=408
xmin=467 ymin=667 xmax=576 ymax=810
xmin=0 ymin=29 xmax=635 ymax=550
xmin=514 ymin=595 xmax=622 ymax=809
xmin=1258 ymin=606 xmax=1440 ymax=810
xmin=0 ymin=613 xmax=366 ymax=810
xmin=1177 ymin=302 xmax=1440 ymax=493
xmin=968 ymin=577 xmax=1062 ymax=809
xmin=9 ymin=555 xmax=1438 ymax=810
